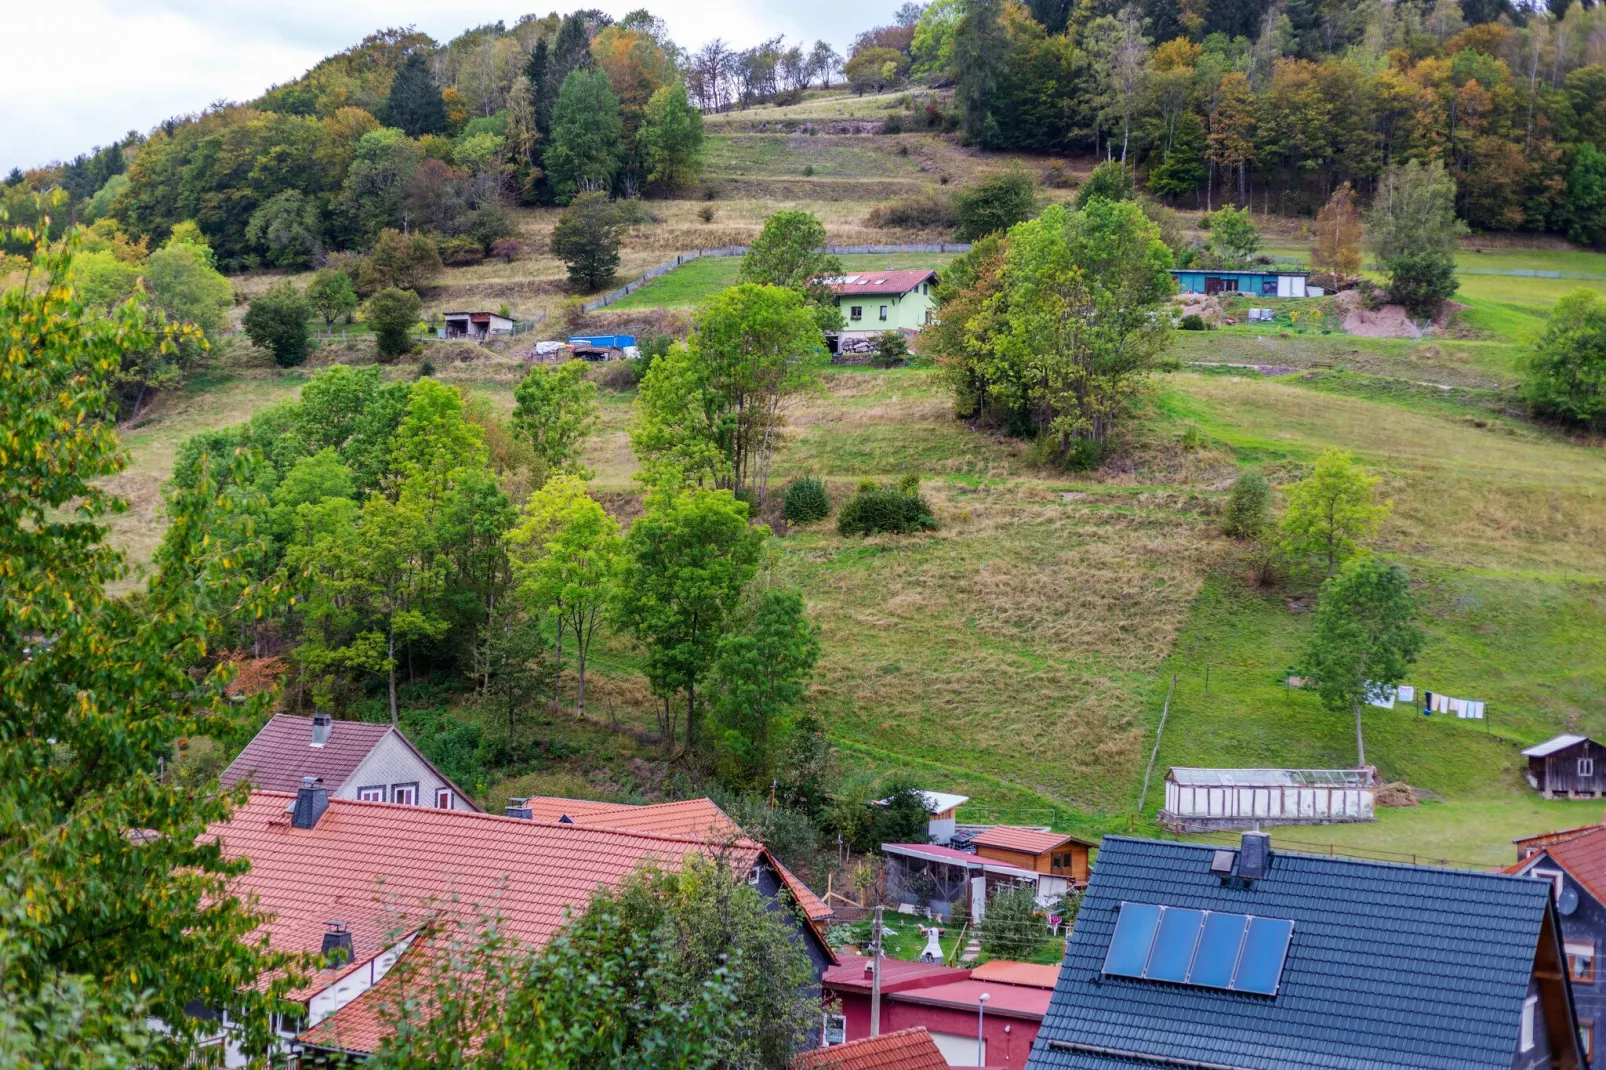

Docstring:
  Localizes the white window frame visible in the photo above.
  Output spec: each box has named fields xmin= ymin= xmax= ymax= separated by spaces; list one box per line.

xmin=1533 ymin=867 xmax=1565 ymax=900
xmin=822 ymin=1013 xmax=847 ymax=1047
xmin=435 ymin=788 xmax=454 ymax=809
xmin=1522 ymin=994 xmax=1538 ymax=1052
xmin=1582 ymin=758 xmax=1596 ymax=778
xmin=391 ymin=782 xmax=419 ymax=806
xmin=356 ymin=785 xmax=385 ymax=802
xmin=1568 ymin=940 xmax=1597 ymax=984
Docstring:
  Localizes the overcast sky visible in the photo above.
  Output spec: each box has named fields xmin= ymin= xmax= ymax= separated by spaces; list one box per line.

xmin=3 ymin=0 xmax=889 ymax=173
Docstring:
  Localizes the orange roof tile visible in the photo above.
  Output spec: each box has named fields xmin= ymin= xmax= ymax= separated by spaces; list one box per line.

xmin=1522 ymin=824 xmax=1606 ymax=906
xmin=790 ymin=1027 xmax=949 ymax=1070
xmin=968 ymin=959 xmax=1061 ymax=989
xmin=970 ymin=825 xmax=1092 ymax=854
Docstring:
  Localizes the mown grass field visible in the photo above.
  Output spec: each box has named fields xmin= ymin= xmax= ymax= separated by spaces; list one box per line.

xmin=607 ymin=252 xmax=959 ymax=311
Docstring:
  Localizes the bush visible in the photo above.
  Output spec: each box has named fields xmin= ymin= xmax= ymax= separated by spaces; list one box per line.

xmin=418 ymin=360 xmax=436 ymax=378
xmin=439 ymin=235 xmax=485 ymax=265
xmin=870 ymin=330 xmax=910 ymax=367
xmin=866 ymin=193 xmax=956 ymax=230
xmin=1221 ymin=471 xmax=1272 ymax=539
xmin=242 ymin=282 xmax=313 ymax=367
xmin=1385 ymin=251 xmax=1457 ymax=318
xmin=782 ymin=477 xmax=832 ymax=525
xmin=1042 ymin=160 xmax=1078 ymax=189
xmin=698 ymin=204 xmax=717 ymax=223
xmin=953 ymin=170 xmax=1037 ymax=241
xmin=1179 ymin=313 xmax=1209 ymax=331
xmin=1073 ymin=160 xmax=1135 ymax=207
xmin=490 ymin=238 xmax=522 ymax=262
xmin=364 ymin=287 xmax=424 ymax=361
xmin=978 ymin=884 xmax=1047 ymax=959
xmin=1064 ymin=438 xmax=1103 ymax=471
xmin=837 ymin=484 xmax=936 ymax=536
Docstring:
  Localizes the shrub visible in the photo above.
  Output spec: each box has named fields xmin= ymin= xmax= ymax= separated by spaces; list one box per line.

xmin=882 ymin=116 xmax=904 ymax=134
xmin=866 ymin=193 xmax=956 ymax=230
xmin=870 ymin=331 xmax=910 ymax=367
xmin=837 ymin=484 xmax=936 ymax=536
xmin=802 ymin=164 xmax=815 ymax=177
xmin=242 ymin=282 xmax=313 ymax=367
xmin=1385 ymin=251 xmax=1457 ymax=318
xmin=953 ymin=170 xmax=1037 ymax=241
xmin=1064 ymin=437 xmax=1103 ymax=471
xmin=615 ymin=199 xmax=659 ymax=226
xmin=698 ymin=204 xmax=717 ymax=223
xmin=1073 ymin=160 xmax=1135 ymax=207
xmin=1042 ymin=160 xmax=1078 ymax=189
xmin=364 ymin=287 xmax=424 ymax=361
xmin=490 ymin=238 xmax=522 ymax=262
xmin=978 ymin=884 xmax=1046 ymax=959
xmin=782 ymin=477 xmax=832 ymax=525
xmin=439 ymin=235 xmax=485 ymax=265
xmin=1179 ymin=313 xmax=1208 ymax=331
xmin=419 ymin=360 xmax=436 ymax=378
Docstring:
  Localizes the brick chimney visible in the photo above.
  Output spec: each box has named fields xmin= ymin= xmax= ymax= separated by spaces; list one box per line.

xmin=292 ymin=776 xmax=329 ymax=829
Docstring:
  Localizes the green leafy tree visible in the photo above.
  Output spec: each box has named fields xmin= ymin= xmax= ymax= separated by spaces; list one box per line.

xmin=364 ymin=286 xmax=423 ymax=361
xmin=953 ymin=170 xmax=1037 ymax=241
xmin=629 ymin=341 xmax=729 ymax=488
xmin=308 ymin=268 xmax=359 ymax=331
xmin=545 ymin=69 xmax=624 ymax=203
xmin=708 ymin=591 xmax=821 ymax=789
xmin=1366 ymin=159 xmax=1467 ymax=318
xmin=738 ymin=209 xmax=845 ymax=333
xmin=1203 ymin=204 xmax=1261 ymax=266
xmin=1278 ymin=447 xmax=1388 ymax=576
xmin=1296 ymin=556 xmax=1424 ymax=767
xmin=979 ymin=884 xmax=1049 ymax=958
xmin=911 ymin=0 xmax=965 ymax=75
xmin=1221 ymin=469 xmax=1272 ymax=540
xmin=369 ymin=227 xmax=443 ymax=291
xmin=953 ymin=0 xmax=1010 ymax=144
xmin=387 ymin=51 xmax=449 ymax=137
xmin=1524 ymin=287 xmax=1606 ymax=428
xmin=511 ymin=358 xmax=599 ymax=475
xmin=874 ymin=783 xmax=934 ymax=844
xmin=1 ymin=217 xmax=302 ymax=1066
xmin=340 ymin=128 xmax=425 ymax=241
xmin=1565 ymin=143 xmax=1606 ymax=249
xmin=782 ymin=476 xmax=832 ymax=524
xmin=242 ymin=281 xmax=313 ymax=367
xmin=507 ymin=475 xmax=621 ymax=716
xmin=246 ymin=189 xmax=323 ymax=268
xmin=549 ymin=190 xmax=624 ymax=291
xmin=612 ymin=486 xmax=768 ymax=751
xmin=144 ymin=240 xmax=232 ymax=338
xmin=1146 ymin=113 xmax=1208 ymax=199
xmin=640 ymin=80 xmax=705 ymax=191
xmin=845 ymin=47 xmax=910 ymax=93
xmin=1073 ymin=160 xmax=1136 ymax=207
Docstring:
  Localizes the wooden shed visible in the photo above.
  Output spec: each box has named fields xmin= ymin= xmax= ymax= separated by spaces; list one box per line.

xmin=969 ymin=826 xmax=1095 ymax=886
xmin=1160 ymin=767 xmax=1374 ymax=831
xmin=1524 ymin=735 xmax=1606 ymax=798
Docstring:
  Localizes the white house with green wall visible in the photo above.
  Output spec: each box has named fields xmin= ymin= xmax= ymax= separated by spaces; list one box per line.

xmin=826 ymin=269 xmax=937 ymax=341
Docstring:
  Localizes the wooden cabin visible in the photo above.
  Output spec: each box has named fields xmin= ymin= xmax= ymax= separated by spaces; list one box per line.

xmin=969 ymin=826 xmax=1094 ymax=886
xmin=1524 ymin=735 xmax=1606 ymax=798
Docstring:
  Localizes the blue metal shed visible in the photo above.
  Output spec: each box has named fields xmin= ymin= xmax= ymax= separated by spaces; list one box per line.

xmin=1171 ymin=269 xmax=1310 ymax=298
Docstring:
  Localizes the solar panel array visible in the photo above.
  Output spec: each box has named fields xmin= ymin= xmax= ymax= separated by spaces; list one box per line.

xmin=1102 ymin=902 xmax=1294 ymax=995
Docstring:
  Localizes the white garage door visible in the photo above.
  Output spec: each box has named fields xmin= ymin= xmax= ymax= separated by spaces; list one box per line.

xmin=930 ymin=1031 xmax=985 ymax=1066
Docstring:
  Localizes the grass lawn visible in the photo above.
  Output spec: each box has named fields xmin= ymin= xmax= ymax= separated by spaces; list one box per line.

xmin=606 ymin=253 xmax=959 ymax=311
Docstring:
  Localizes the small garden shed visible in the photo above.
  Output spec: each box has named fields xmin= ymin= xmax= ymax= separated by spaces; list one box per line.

xmin=1523 ymin=734 xmax=1606 ymax=798
xmin=1170 ymin=269 xmax=1311 ymax=297
xmin=1160 ymin=767 xmax=1374 ymax=831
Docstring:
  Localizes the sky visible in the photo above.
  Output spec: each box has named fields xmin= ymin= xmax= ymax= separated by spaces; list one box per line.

xmin=2 ymin=0 xmax=889 ymax=173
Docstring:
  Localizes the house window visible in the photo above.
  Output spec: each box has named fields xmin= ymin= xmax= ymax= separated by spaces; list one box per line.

xmin=1582 ymin=1020 xmax=1595 ymax=1060
xmin=1521 ymin=995 xmax=1538 ymax=1052
xmin=1261 ymin=278 xmax=1277 ymax=296
xmin=1533 ymin=867 xmax=1565 ymax=900
xmin=822 ymin=1013 xmax=847 ymax=1046
xmin=1052 ymin=852 xmax=1072 ymax=870
xmin=879 ymin=305 xmax=888 ymax=321
xmin=391 ymin=783 xmax=419 ymax=806
xmin=748 ymin=863 xmax=763 ymax=886
xmin=921 ymin=282 xmax=929 ymax=295
xmin=1582 ymin=758 xmax=1596 ymax=777
xmin=1569 ymin=940 xmax=1596 ymax=984
xmin=435 ymin=788 xmax=454 ymax=809
xmin=850 ymin=305 xmax=863 ymax=321
xmin=357 ymin=785 xmax=385 ymax=802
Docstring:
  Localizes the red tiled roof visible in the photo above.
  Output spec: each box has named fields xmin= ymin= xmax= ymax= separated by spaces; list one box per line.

xmin=790 ymin=1027 xmax=949 ymax=1070
xmin=1519 ymin=824 xmax=1606 ymax=905
xmin=1512 ymin=822 xmax=1602 ymax=851
xmin=970 ymin=826 xmax=1092 ymax=854
xmin=220 ymin=714 xmax=394 ymax=794
xmin=824 ymin=269 xmax=936 ymax=298
xmin=968 ymin=959 xmax=1061 ymax=989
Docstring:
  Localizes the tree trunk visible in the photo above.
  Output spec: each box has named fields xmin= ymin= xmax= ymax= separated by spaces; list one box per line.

xmin=388 ymin=627 xmax=399 ymax=727
xmin=686 ymin=682 xmax=696 ymax=752
xmin=552 ymin=624 xmax=563 ymax=713
xmin=1353 ymin=699 xmax=1366 ymax=768
xmin=575 ymin=622 xmax=587 ymax=717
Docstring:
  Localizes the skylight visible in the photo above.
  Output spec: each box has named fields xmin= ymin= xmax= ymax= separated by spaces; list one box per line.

xmin=1102 ymin=903 xmax=1293 ymax=995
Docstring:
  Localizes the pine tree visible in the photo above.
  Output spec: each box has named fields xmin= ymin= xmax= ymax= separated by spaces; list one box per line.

xmin=526 ymin=38 xmax=553 ymax=137
xmin=387 ymin=52 xmax=448 ymax=137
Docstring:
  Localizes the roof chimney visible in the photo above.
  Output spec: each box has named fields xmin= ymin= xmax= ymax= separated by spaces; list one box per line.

xmin=321 ymin=920 xmax=354 ymax=968
xmin=505 ymin=797 xmax=533 ymax=819
xmin=292 ymin=776 xmax=329 ymax=829
xmin=311 ymin=713 xmax=332 ymax=747
xmin=1238 ymin=831 xmax=1271 ymax=880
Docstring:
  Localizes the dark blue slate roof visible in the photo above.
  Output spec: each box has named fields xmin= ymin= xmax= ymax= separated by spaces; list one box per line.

xmin=1026 ymin=836 xmax=1553 ymax=1070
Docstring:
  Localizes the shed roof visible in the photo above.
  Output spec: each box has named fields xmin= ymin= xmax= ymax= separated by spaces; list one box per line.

xmin=1027 ymin=836 xmax=1559 ymax=1070
xmin=824 ymin=269 xmax=936 ymax=297
xmin=1166 ymin=767 xmax=1369 ymax=788
xmin=971 ymin=826 xmax=1093 ymax=854
xmin=882 ymin=842 xmax=1038 ymax=879
xmin=1522 ymin=733 xmax=1592 ymax=757
xmin=790 ymin=1027 xmax=949 ymax=1070
xmin=969 ymin=959 xmax=1061 ymax=989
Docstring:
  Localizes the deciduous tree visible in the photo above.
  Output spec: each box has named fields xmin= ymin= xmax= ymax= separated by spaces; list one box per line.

xmin=1312 ymin=182 xmax=1364 ymax=277
xmin=308 ymin=268 xmax=359 ymax=331
xmin=243 ymin=281 xmax=314 ymax=367
xmin=1524 ymin=287 xmax=1606 ymax=429
xmin=511 ymin=358 xmax=599 ymax=475
xmin=544 ymin=69 xmax=624 ymax=203
xmin=1278 ymin=447 xmax=1388 ymax=576
xmin=548 ymin=190 xmax=624 ymax=291
xmin=738 ymin=209 xmax=844 ymax=332
xmin=364 ymin=287 xmax=423 ymax=361
xmin=709 ymin=591 xmax=821 ymax=789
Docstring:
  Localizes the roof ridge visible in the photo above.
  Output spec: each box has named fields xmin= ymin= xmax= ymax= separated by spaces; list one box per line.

xmin=1103 ymin=835 xmax=1555 ymax=883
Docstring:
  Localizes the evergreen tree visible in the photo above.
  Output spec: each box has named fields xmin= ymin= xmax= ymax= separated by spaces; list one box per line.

xmin=549 ymin=191 xmax=625 ymax=291
xmin=386 ymin=51 xmax=449 ymax=137
xmin=1565 ymin=143 xmax=1606 ymax=249
xmin=953 ymin=0 xmax=1009 ymax=146
xmin=525 ymin=37 xmax=553 ymax=137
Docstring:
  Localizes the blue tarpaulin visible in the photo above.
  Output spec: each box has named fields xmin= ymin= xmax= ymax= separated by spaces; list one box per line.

xmin=568 ymin=334 xmax=636 ymax=349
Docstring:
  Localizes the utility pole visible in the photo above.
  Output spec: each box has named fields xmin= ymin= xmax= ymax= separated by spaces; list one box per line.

xmin=869 ymin=905 xmax=884 ymax=1037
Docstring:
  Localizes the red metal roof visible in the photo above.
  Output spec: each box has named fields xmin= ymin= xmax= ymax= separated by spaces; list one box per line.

xmin=968 ymin=959 xmax=1061 ymax=989
xmin=823 ymin=954 xmax=969 ymax=994
xmin=970 ymin=826 xmax=1092 ymax=854
xmin=824 ymin=269 xmax=935 ymax=297
xmin=790 ymin=1026 xmax=949 ymax=1070
xmin=220 ymin=714 xmax=393 ymax=794
xmin=891 ymin=977 xmax=1053 ymax=1019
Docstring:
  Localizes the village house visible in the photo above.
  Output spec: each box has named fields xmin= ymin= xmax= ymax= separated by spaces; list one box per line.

xmin=193 ymin=786 xmax=834 ymax=1066
xmin=1024 ymin=833 xmax=1585 ymax=1070
xmin=969 ymin=826 xmax=1094 ymax=887
xmin=1510 ymin=820 xmax=1606 ymax=1062
xmin=1524 ymin=734 xmax=1606 ymax=798
xmin=820 ymin=956 xmax=1057 ymax=1066
xmin=825 ymin=269 xmax=937 ymax=344
xmin=791 ymin=1026 xmax=950 ymax=1070
xmin=220 ymin=713 xmax=479 ymax=812
xmin=438 ymin=310 xmax=513 ymax=340
xmin=1168 ymin=268 xmax=1312 ymax=297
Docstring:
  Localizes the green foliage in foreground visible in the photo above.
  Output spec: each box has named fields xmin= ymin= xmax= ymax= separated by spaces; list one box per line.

xmin=1 ymin=225 xmax=303 ymax=1066
xmin=370 ymin=855 xmax=819 ymax=1069
xmin=1525 ymin=287 xmax=1606 ymax=429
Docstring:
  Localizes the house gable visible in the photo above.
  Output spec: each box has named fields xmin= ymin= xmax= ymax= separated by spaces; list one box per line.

xmin=339 ymin=729 xmax=474 ymax=810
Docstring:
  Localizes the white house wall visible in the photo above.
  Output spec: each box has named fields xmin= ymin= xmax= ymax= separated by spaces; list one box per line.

xmin=340 ymin=731 xmax=464 ymax=809
xmin=306 ymin=933 xmax=418 ymax=1027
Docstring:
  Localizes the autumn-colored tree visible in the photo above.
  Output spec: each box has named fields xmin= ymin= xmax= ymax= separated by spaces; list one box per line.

xmin=1311 ymin=182 xmax=1363 ymax=277
xmin=1207 ymin=71 xmax=1256 ymax=207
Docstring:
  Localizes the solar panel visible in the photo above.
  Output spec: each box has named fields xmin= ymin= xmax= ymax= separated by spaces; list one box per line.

xmin=1102 ymin=903 xmax=1292 ymax=996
